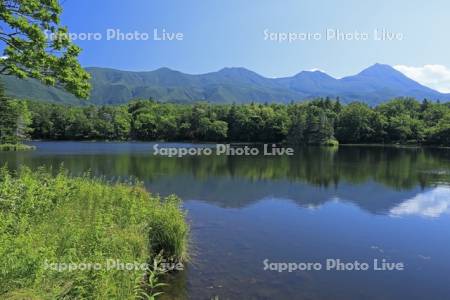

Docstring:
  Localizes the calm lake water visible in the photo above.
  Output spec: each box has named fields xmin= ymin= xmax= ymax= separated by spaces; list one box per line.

xmin=2 ymin=142 xmax=450 ymax=300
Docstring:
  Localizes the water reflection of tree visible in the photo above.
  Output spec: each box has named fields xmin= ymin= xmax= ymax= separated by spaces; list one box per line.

xmin=2 ymin=145 xmax=448 ymax=213
xmin=4 ymin=146 xmax=449 ymax=190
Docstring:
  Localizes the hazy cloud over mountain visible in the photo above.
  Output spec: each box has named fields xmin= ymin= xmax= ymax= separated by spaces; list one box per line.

xmin=394 ymin=64 xmax=450 ymax=93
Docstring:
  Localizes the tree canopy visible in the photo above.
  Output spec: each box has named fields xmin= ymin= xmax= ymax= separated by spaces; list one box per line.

xmin=0 ymin=85 xmax=30 ymax=144
xmin=0 ymin=0 xmax=90 ymax=98
xmin=22 ymin=97 xmax=450 ymax=147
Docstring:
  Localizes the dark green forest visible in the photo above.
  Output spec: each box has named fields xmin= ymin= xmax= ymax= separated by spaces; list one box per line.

xmin=2 ymin=95 xmax=450 ymax=146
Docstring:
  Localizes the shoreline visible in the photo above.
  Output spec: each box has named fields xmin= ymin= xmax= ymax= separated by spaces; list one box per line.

xmin=26 ymin=140 xmax=450 ymax=150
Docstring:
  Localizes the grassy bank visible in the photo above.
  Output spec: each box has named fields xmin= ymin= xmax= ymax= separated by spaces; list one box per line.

xmin=0 ymin=144 xmax=36 ymax=151
xmin=0 ymin=166 xmax=189 ymax=299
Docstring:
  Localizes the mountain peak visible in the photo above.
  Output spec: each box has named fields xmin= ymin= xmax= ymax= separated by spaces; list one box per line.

xmin=294 ymin=70 xmax=335 ymax=79
xmin=215 ymin=67 xmax=267 ymax=85
xmin=358 ymin=63 xmax=400 ymax=77
xmin=217 ymin=67 xmax=258 ymax=75
xmin=154 ymin=67 xmax=176 ymax=72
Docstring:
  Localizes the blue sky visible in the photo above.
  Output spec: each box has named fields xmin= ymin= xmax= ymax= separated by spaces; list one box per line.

xmin=61 ymin=0 xmax=450 ymax=89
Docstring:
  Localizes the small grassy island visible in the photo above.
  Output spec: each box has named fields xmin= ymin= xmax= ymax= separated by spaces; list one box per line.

xmin=0 ymin=144 xmax=36 ymax=151
xmin=0 ymin=167 xmax=189 ymax=299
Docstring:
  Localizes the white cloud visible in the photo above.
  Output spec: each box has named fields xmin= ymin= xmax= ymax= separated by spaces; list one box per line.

xmin=390 ymin=186 xmax=450 ymax=218
xmin=394 ymin=64 xmax=450 ymax=93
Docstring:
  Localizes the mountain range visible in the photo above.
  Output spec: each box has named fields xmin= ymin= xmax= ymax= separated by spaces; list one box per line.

xmin=2 ymin=63 xmax=449 ymax=105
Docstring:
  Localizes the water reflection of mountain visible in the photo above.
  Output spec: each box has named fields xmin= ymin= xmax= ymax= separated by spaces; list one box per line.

xmin=1 ymin=142 xmax=449 ymax=215
xmin=146 ymin=175 xmax=425 ymax=214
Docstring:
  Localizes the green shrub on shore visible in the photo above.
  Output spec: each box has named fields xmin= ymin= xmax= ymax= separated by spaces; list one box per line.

xmin=321 ymin=138 xmax=339 ymax=147
xmin=0 ymin=166 xmax=188 ymax=299
xmin=0 ymin=144 xmax=36 ymax=151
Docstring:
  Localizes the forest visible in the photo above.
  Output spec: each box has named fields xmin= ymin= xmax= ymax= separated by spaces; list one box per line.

xmin=2 ymin=94 xmax=450 ymax=146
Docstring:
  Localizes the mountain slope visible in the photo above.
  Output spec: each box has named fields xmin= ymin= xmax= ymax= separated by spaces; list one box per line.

xmin=0 ymin=75 xmax=83 ymax=105
xmin=275 ymin=70 xmax=342 ymax=97
xmin=85 ymin=66 xmax=306 ymax=104
xmin=2 ymin=64 xmax=449 ymax=105
xmin=338 ymin=63 xmax=446 ymax=104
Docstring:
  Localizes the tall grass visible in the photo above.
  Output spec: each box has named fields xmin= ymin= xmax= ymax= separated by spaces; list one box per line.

xmin=0 ymin=166 xmax=188 ymax=299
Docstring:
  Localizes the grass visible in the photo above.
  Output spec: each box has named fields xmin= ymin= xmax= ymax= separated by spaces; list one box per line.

xmin=0 ymin=143 xmax=36 ymax=151
xmin=0 ymin=166 xmax=189 ymax=299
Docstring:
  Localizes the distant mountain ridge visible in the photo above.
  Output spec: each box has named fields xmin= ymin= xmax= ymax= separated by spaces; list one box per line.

xmin=2 ymin=63 xmax=450 ymax=105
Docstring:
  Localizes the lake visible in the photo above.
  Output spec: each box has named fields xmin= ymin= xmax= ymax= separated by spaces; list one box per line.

xmin=1 ymin=142 xmax=450 ymax=300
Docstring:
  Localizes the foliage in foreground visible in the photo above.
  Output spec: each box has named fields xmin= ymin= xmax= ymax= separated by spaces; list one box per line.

xmin=0 ymin=166 xmax=188 ymax=299
xmin=0 ymin=0 xmax=91 ymax=98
